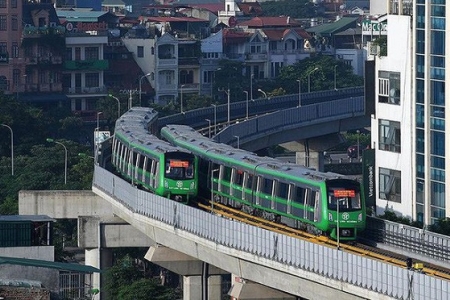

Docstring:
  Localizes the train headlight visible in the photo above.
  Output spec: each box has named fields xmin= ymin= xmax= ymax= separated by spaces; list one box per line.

xmin=358 ymin=213 xmax=362 ymax=221
xmin=328 ymin=213 xmax=333 ymax=221
xmin=190 ymin=182 xmax=195 ymax=190
xmin=164 ymin=180 xmax=168 ymax=188
xmin=341 ymin=229 xmax=352 ymax=237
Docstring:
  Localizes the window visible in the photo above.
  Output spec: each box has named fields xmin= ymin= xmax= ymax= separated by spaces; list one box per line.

xmin=379 ymin=119 xmax=401 ymax=152
xmin=378 ymin=71 xmax=400 ymax=104
xmin=137 ymin=46 xmax=144 ymax=58
xmin=0 ymin=16 xmax=6 ymax=31
xmin=11 ymin=0 xmax=17 ymax=8
xmin=85 ymin=73 xmax=99 ymax=87
xmin=75 ymin=47 xmax=81 ymax=60
xmin=0 ymin=0 xmax=5 ymax=8
xmin=66 ymin=48 xmax=72 ymax=61
xmin=12 ymin=16 xmax=18 ymax=31
xmin=379 ymin=168 xmax=401 ymax=203
xmin=11 ymin=42 xmax=18 ymax=58
xmin=13 ymin=68 xmax=20 ymax=87
xmin=0 ymin=42 xmax=6 ymax=54
xmin=85 ymin=47 xmax=99 ymax=60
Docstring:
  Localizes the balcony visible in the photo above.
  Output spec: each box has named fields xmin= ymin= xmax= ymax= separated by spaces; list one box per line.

xmin=157 ymin=58 xmax=177 ymax=66
xmin=179 ymin=83 xmax=199 ymax=91
xmin=24 ymin=83 xmax=63 ymax=93
xmin=65 ymin=86 xmax=108 ymax=95
xmin=245 ymin=53 xmax=267 ymax=61
xmin=178 ymin=57 xmax=200 ymax=66
xmin=22 ymin=26 xmax=66 ymax=38
xmin=0 ymin=53 xmax=8 ymax=63
xmin=64 ymin=60 xmax=109 ymax=71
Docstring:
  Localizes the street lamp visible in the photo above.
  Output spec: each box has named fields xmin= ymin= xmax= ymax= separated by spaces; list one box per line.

xmin=357 ymin=130 xmax=360 ymax=160
xmin=205 ymin=119 xmax=211 ymax=138
xmin=1 ymin=124 xmax=13 ymax=176
xmin=243 ymin=91 xmax=249 ymax=119
xmin=96 ymin=112 xmax=102 ymax=132
xmin=211 ymin=104 xmax=217 ymax=135
xmin=139 ymin=72 xmax=152 ymax=106
xmin=257 ymin=89 xmax=267 ymax=99
xmin=307 ymin=67 xmax=319 ymax=93
xmin=334 ymin=65 xmax=338 ymax=90
xmin=250 ymin=73 xmax=254 ymax=101
xmin=296 ymin=79 xmax=301 ymax=107
xmin=108 ymin=94 xmax=121 ymax=119
xmin=218 ymin=87 xmax=231 ymax=126
xmin=180 ymin=84 xmax=186 ymax=113
xmin=46 ymin=138 xmax=68 ymax=185
xmin=234 ymin=135 xmax=240 ymax=149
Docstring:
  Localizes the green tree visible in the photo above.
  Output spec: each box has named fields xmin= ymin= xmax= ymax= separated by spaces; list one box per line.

xmin=260 ymin=0 xmax=323 ymax=19
xmin=117 ymin=278 xmax=182 ymax=300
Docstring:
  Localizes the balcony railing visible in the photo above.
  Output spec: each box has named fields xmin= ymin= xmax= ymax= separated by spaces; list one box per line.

xmin=178 ymin=57 xmax=200 ymax=66
xmin=64 ymin=60 xmax=109 ymax=71
xmin=24 ymin=82 xmax=63 ymax=93
xmin=179 ymin=83 xmax=199 ymax=90
xmin=65 ymin=86 xmax=108 ymax=95
xmin=22 ymin=26 xmax=66 ymax=38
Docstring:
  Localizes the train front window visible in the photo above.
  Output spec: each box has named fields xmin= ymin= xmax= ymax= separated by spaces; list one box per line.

xmin=165 ymin=159 xmax=194 ymax=179
xmin=327 ymin=188 xmax=361 ymax=212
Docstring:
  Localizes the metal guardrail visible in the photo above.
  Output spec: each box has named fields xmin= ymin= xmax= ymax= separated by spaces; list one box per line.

xmin=93 ymin=165 xmax=450 ymax=300
xmin=157 ymin=87 xmax=364 ymax=130
xmin=363 ymin=216 xmax=450 ymax=267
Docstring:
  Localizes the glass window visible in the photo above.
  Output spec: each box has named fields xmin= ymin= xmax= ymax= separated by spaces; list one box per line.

xmin=378 ymin=71 xmax=400 ymax=104
xmin=416 ymin=154 xmax=424 ymax=179
xmin=379 ymin=119 xmax=401 ymax=153
xmin=430 ymin=181 xmax=445 ymax=207
xmin=11 ymin=0 xmax=17 ymax=8
xmin=11 ymin=16 xmax=18 ymax=31
xmin=379 ymin=167 xmax=401 ymax=203
xmin=0 ymin=1 xmax=5 ymax=8
xmin=0 ymin=16 xmax=6 ymax=31
xmin=137 ymin=46 xmax=144 ymax=58
xmin=85 ymin=73 xmax=99 ymax=88
xmin=416 ymin=55 xmax=424 ymax=78
xmin=85 ymin=47 xmax=99 ymax=60
xmin=11 ymin=42 xmax=18 ymax=58
xmin=430 ymin=31 xmax=445 ymax=55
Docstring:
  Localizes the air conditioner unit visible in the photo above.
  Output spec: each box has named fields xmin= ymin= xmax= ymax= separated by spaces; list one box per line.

xmin=369 ymin=44 xmax=380 ymax=56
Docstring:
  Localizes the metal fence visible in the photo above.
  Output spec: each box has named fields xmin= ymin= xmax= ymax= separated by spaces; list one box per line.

xmin=93 ymin=166 xmax=450 ymax=300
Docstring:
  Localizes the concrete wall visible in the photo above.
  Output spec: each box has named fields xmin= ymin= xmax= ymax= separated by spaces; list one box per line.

xmin=18 ymin=190 xmax=113 ymax=218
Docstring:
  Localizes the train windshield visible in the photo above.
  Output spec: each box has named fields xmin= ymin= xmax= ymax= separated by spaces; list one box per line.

xmin=327 ymin=186 xmax=361 ymax=212
xmin=165 ymin=157 xmax=194 ymax=180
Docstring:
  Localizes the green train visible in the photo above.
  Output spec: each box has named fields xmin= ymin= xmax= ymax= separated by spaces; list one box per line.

xmin=111 ymin=108 xmax=198 ymax=203
xmin=161 ymin=124 xmax=366 ymax=241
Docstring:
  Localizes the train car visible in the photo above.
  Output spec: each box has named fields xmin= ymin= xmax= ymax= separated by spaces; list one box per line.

xmin=161 ymin=124 xmax=366 ymax=241
xmin=112 ymin=108 xmax=198 ymax=203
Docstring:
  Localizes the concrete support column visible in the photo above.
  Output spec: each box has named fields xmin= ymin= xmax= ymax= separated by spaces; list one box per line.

xmin=85 ymin=248 xmax=113 ymax=300
xmin=183 ymin=275 xmax=222 ymax=300
xmin=296 ymin=150 xmax=324 ymax=171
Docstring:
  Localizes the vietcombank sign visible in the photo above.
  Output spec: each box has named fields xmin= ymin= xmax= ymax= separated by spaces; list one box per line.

xmin=362 ymin=149 xmax=376 ymax=209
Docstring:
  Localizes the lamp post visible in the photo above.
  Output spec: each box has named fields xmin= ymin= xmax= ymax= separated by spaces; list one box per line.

xmin=139 ymin=72 xmax=152 ymax=106
xmin=211 ymin=104 xmax=217 ymax=135
xmin=243 ymin=91 xmax=249 ymax=119
xmin=218 ymin=87 xmax=230 ymax=126
xmin=334 ymin=65 xmax=338 ymax=90
xmin=46 ymin=138 xmax=67 ymax=185
xmin=96 ymin=112 xmax=102 ymax=132
xmin=180 ymin=84 xmax=186 ymax=113
xmin=296 ymin=79 xmax=301 ymax=107
xmin=250 ymin=73 xmax=254 ymax=101
xmin=234 ymin=135 xmax=240 ymax=149
xmin=257 ymin=88 xmax=267 ymax=99
xmin=307 ymin=67 xmax=319 ymax=93
xmin=1 ymin=124 xmax=13 ymax=176
xmin=205 ymin=119 xmax=211 ymax=138
xmin=108 ymin=94 xmax=121 ymax=119
xmin=357 ymin=129 xmax=360 ymax=160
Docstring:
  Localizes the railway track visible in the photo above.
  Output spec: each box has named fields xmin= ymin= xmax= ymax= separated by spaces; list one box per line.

xmin=198 ymin=200 xmax=450 ymax=281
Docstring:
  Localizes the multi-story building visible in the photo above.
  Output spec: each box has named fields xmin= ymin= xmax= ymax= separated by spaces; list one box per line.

xmin=0 ymin=0 xmax=23 ymax=95
xmin=369 ymin=0 xmax=447 ymax=226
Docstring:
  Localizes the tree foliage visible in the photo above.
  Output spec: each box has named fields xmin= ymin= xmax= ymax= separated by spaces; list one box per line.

xmin=260 ymin=0 xmax=325 ymax=19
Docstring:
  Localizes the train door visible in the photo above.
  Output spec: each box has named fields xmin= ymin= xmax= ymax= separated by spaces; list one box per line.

xmin=286 ymin=184 xmax=294 ymax=215
xmin=134 ymin=152 xmax=141 ymax=181
xmin=127 ymin=148 xmax=133 ymax=177
xmin=112 ymin=138 xmax=118 ymax=165
xmin=142 ymin=157 xmax=149 ymax=185
xmin=150 ymin=159 xmax=156 ymax=188
xmin=154 ymin=161 xmax=160 ymax=188
xmin=275 ymin=181 xmax=289 ymax=213
xmin=304 ymin=189 xmax=319 ymax=222
xmin=230 ymin=168 xmax=244 ymax=200
xmin=242 ymin=172 xmax=254 ymax=204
